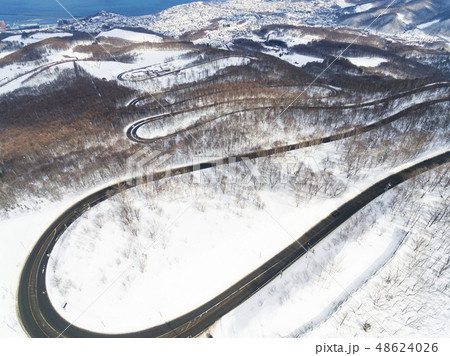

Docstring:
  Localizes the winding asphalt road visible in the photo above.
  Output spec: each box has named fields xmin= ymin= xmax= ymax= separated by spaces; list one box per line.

xmin=117 ymin=55 xmax=253 ymax=82
xmin=17 ymin=85 xmax=449 ymax=337
xmin=0 ymin=58 xmax=86 ymax=88
xmin=17 ymin=149 xmax=450 ymax=337
xmin=126 ymin=83 xmax=449 ymax=143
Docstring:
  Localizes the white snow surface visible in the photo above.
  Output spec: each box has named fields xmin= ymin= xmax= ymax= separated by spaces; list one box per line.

xmin=267 ymin=33 xmax=321 ymax=47
xmin=43 ymin=143 xmax=449 ymax=334
xmin=0 ymin=61 xmax=75 ymax=96
xmin=0 ymin=51 xmax=15 ymax=59
xmin=211 ymin=211 xmax=407 ymax=337
xmin=97 ymin=29 xmax=162 ymax=42
xmin=76 ymin=50 xmax=190 ymax=81
xmin=305 ymin=177 xmax=449 ymax=337
xmin=278 ymin=53 xmax=323 ymax=67
xmin=397 ymin=13 xmax=412 ymax=25
xmin=417 ymin=19 xmax=440 ymax=29
xmin=355 ymin=3 xmax=374 ymax=13
xmin=1 ymin=32 xmax=72 ymax=45
xmin=206 ymin=150 xmax=449 ymax=337
xmin=0 ymin=171 xmax=165 ymax=337
xmin=123 ymin=56 xmax=251 ymax=93
xmin=346 ymin=56 xmax=387 ymax=67
xmin=0 ymin=191 xmax=112 ymax=337
xmin=335 ymin=0 xmax=353 ymax=8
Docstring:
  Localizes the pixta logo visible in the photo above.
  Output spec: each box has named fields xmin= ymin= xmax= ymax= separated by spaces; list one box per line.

xmin=126 ymin=147 xmax=171 ymax=185
xmin=189 ymin=154 xmax=327 ymax=190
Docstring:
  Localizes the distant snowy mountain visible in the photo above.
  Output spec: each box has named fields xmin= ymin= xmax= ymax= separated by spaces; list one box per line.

xmin=336 ymin=0 xmax=450 ymax=39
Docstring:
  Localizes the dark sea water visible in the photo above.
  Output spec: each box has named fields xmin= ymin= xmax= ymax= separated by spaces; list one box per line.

xmin=0 ymin=0 xmax=204 ymax=26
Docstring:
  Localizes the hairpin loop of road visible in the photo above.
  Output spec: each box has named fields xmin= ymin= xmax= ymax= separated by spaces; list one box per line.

xmin=16 ymin=74 xmax=450 ymax=337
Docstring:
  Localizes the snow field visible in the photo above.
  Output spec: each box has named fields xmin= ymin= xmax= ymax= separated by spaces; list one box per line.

xmin=207 ymin=155 xmax=449 ymax=337
xmin=1 ymin=32 xmax=72 ymax=46
xmin=96 ymin=29 xmax=163 ymax=43
xmin=345 ymin=57 xmax=387 ymax=67
xmin=307 ymin=167 xmax=449 ymax=337
xmin=43 ymin=136 xmax=449 ymax=334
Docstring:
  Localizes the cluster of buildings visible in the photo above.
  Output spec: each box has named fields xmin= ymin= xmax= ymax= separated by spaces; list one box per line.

xmin=57 ymin=18 xmax=77 ymax=27
xmin=0 ymin=20 xmax=40 ymax=32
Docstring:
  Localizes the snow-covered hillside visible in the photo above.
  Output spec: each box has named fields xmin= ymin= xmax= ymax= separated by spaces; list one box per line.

xmin=43 ymin=139 xmax=449 ymax=335
xmin=206 ymin=152 xmax=449 ymax=337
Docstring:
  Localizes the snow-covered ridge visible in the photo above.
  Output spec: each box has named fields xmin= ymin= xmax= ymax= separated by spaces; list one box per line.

xmin=355 ymin=3 xmax=375 ymax=13
xmin=96 ymin=29 xmax=162 ymax=43
xmin=1 ymin=32 xmax=72 ymax=45
xmin=417 ymin=19 xmax=440 ymax=29
xmin=345 ymin=56 xmax=387 ymax=67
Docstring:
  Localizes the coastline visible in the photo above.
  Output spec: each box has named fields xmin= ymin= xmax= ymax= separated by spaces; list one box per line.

xmin=0 ymin=0 xmax=202 ymax=29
